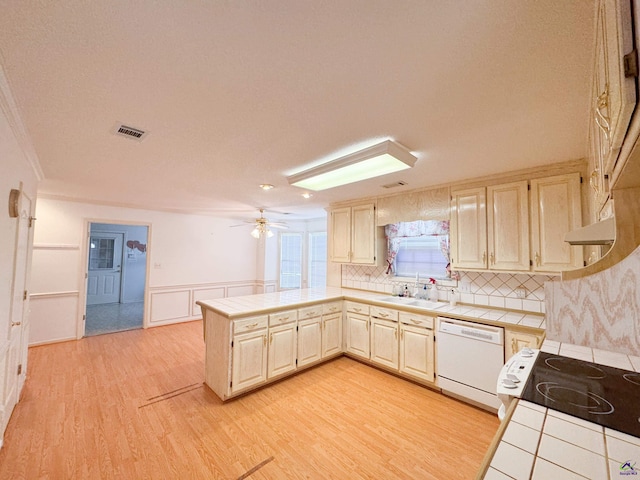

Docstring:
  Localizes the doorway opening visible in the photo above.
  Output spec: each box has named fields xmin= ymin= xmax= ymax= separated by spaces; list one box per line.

xmin=85 ymin=222 xmax=148 ymax=336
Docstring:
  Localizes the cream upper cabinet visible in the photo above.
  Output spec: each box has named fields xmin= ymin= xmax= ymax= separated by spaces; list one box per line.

xmin=530 ymin=173 xmax=583 ymax=272
xmin=451 ymin=183 xmax=529 ymax=271
xmin=594 ymin=0 xmax=636 ymax=184
xmin=351 ymin=204 xmax=377 ymax=264
xmin=329 ymin=206 xmax=351 ymax=263
xmin=329 ymin=203 xmax=383 ymax=265
xmin=487 ymin=181 xmax=530 ymax=271
xmin=450 ymin=187 xmax=487 ymax=269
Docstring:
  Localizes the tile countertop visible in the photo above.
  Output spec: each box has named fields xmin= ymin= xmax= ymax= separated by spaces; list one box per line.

xmin=480 ymin=340 xmax=640 ymax=480
xmin=196 ymin=287 xmax=545 ymax=331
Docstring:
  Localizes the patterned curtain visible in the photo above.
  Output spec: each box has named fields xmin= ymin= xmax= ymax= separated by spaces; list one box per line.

xmin=384 ymin=220 xmax=450 ymax=274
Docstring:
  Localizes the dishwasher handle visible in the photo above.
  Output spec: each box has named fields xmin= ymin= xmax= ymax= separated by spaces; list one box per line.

xmin=438 ymin=317 xmax=503 ymax=345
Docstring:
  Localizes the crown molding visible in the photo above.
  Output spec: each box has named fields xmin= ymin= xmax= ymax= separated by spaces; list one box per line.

xmin=0 ymin=62 xmax=45 ymax=180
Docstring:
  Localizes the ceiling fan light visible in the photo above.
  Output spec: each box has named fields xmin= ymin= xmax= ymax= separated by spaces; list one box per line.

xmin=267 ymin=229 xmax=274 ymax=238
xmin=287 ymin=140 xmax=417 ymax=191
xmin=250 ymin=228 xmax=260 ymax=238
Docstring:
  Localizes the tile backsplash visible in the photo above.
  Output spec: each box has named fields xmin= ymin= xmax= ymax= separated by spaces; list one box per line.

xmin=341 ymin=264 xmax=555 ymax=313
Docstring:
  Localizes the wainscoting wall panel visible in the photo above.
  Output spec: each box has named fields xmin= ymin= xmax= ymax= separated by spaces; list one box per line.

xmin=191 ymin=287 xmax=225 ymax=317
xmin=29 ymin=292 xmax=79 ymax=345
xmin=149 ymin=290 xmax=191 ymax=324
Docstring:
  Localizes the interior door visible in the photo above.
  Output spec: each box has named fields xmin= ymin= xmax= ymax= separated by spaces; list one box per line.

xmin=86 ymin=233 xmax=124 ymax=305
xmin=3 ymin=191 xmax=31 ymax=433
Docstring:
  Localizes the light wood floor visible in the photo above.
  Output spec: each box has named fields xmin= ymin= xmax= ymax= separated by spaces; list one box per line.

xmin=0 ymin=321 xmax=499 ymax=479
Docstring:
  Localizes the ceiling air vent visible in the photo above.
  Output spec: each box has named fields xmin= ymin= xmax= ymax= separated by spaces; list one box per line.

xmin=381 ymin=181 xmax=408 ymax=189
xmin=112 ymin=123 xmax=148 ymax=142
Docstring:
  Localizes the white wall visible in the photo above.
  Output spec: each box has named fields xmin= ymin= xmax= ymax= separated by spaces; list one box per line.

xmin=30 ymin=198 xmax=260 ymax=345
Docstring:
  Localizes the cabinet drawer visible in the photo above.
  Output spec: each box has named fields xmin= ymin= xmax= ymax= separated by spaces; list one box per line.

xmin=269 ymin=309 xmax=298 ymax=326
xmin=233 ymin=315 xmax=268 ymax=333
xmin=298 ymin=305 xmax=323 ymax=319
xmin=345 ymin=301 xmax=369 ymax=315
xmin=322 ymin=301 xmax=342 ymax=315
xmin=399 ymin=312 xmax=434 ymax=329
xmin=370 ymin=305 xmax=398 ymax=321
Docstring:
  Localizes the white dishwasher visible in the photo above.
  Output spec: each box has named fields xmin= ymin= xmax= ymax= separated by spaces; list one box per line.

xmin=437 ymin=317 xmax=504 ymax=411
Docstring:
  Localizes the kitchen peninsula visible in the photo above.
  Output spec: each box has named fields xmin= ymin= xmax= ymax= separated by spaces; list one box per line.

xmin=197 ymin=287 xmax=545 ymax=402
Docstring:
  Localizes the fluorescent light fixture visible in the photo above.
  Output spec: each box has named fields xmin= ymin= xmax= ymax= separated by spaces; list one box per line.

xmin=287 ymin=140 xmax=417 ymax=191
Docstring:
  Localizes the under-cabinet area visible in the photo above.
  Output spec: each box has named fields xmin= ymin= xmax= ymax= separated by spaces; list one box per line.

xmin=197 ymin=288 xmax=543 ymax=404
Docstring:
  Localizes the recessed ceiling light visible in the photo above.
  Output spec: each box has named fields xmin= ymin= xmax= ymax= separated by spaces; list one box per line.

xmin=301 ymin=193 xmax=313 ymax=199
xmin=259 ymin=184 xmax=274 ymax=190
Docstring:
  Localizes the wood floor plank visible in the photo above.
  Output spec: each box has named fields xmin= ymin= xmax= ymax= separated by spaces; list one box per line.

xmin=0 ymin=320 xmax=499 ymax=478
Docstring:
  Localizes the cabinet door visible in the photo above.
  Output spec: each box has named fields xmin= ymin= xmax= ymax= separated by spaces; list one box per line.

xmin=231 ymin=330 xmax=268 ymax=393
xmin=399 ymin=324 xmax=435 ymax=383
xmin=597 ymin=0 xmax=635 ymax=179
xmin=487 ymin=181 xmax=530 ymax=271
xmin=330 ymin=207 xmax=351 ymax=263
xmin=505 ymin=330 xmax=544 ymax=361
xmin=451 ymin=187 xmax=487 ymax=269
xmin=345 ymin=312 xmax=370 ymax=359
xmin=322 ymin=312 xmax=342 ymax=358
xmin=351 ymin=204 xmax=377 ymax=264
xmin=530 ymin=174 xmax=583 ymax=272
xmin=267 ymin=323 xmax=298 ymax=379
xmin=297 ymin=317 xmax=322 ymax=367
xmin=370 ymin=318 xmax=399 ymax=370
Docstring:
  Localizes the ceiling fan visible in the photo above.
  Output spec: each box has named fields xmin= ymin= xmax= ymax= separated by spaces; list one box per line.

xmin=230 ymin=209 xmax=288 ymax=238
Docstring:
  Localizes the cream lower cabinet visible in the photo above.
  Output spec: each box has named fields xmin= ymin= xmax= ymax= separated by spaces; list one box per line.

xmin=398 ymin=312 xmax=435 ymax=383
xmin=231 ymin=316 xmax=269 ymax=394
xmin=505 ymin=329 xmax=545 ymax=361
xmin=322 ymin=312 xmax=342 ymax=358
xmin=345 ymin=302 xmax=370 ymax=359
xmin=297 ymin=305 xmax=323 ymax=368
xmin=267 ymin=310 xmax=298 ymax=379
xmin=370 ymin=317 xmax=399 ymax=369
xmin=297 ymin=317 xmax=322 ymax=367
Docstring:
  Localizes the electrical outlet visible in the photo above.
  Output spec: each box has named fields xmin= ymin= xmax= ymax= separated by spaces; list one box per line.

xmin=154 ymin=262 xmax=162 ymax=269
xmin=458 ymin=281 xmax=471 ymax=293
xmin=515 ymin=287 xmax=527 ymax=299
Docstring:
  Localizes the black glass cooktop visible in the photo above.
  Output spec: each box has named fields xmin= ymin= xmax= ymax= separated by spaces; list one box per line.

xmin=521 ymin=352 xmax=640 ymax=438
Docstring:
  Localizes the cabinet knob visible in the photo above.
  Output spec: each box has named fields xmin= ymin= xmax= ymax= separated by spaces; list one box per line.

xmin=490 ymin=252 xmax=495 ymax=265
xmin=511 ymin=337 xmax=517 ymax=354
xmin=534 ymin=252 xmax=541 ymax=267
xmin=482 ymin=251 xmax=487 ymax=264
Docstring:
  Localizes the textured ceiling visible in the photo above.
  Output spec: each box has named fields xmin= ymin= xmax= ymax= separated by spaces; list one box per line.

xmin=0 ymin=1 xmax=596 ymax=222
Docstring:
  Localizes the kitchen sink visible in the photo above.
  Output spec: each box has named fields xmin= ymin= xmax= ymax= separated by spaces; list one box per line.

xmin=376 ymin=297 xmax=446 ymax=310
xmin=377 ymin=296 xmax=418 ymax=305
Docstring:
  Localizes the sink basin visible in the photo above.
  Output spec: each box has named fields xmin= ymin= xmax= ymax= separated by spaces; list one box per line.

xmin=410 ymin=299 xmax=447 ymax=310
xmin=377 ymin=296 xmax=418 ymax=305
xmin=376 ymin=297 xmax=446 ymax=310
